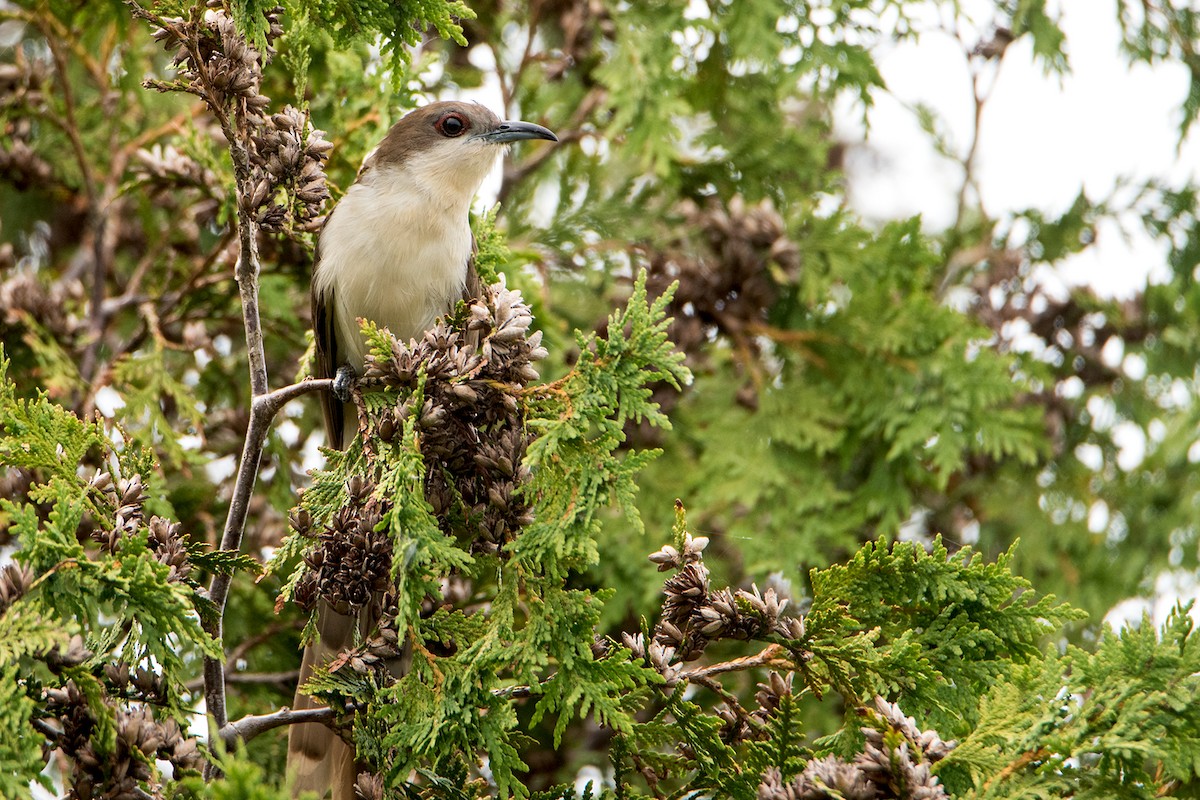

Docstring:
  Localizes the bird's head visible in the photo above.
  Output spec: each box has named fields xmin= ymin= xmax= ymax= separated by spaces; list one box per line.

xmin=368 ymin=101 xmax=557 ymax=206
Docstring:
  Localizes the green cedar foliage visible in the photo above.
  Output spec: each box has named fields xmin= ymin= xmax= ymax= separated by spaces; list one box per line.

xmin=268 ymin=267 xmax=683 ymax=796
xmin=225 ymin=0 xmax=474 ymax=87
xmin=0 ymin=663 xmax=44 ymax=797
xmin=0 ymin=350 xmax=242 ymax=794
xmin=0 ymin=352 xmax=220 ymax=683
xmin=941 ymin=606 xmax=1200 ymax=799
xmin=806 ymin=538 xmax=1086 ymax=737
xmin=172 ymin=751 xmax=298 ymax=800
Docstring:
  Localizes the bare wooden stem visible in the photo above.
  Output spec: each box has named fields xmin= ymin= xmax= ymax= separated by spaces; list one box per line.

xmin=202 ymin=380 xmax=330 ymax=747
xmin=219 ymin=706 xmax=338 ymax=748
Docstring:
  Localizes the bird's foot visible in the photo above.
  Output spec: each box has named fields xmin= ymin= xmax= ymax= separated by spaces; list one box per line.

xmin=332 ymin=365 xmax=357 ymax=403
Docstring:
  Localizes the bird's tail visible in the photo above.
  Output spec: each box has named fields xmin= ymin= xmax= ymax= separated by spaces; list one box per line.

xmin=287 ymin=603 xmax=357 ymax=800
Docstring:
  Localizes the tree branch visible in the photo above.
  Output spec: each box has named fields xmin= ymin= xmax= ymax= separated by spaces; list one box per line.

xmin=254 ymin=378 xmax=334 ymax=420
xmin=496 ymin=88 xmax=603 ymax=205
xmin=679 ymin=644 xmax=788 ymax=680
xmin=135 ymin=6 xmax=282 ymax=759
xmin=36 ymin=9 xmax=128 ymax=391
xmin=120 ymin=4 xmax=293 ymax=766
xmin=686 ymin=672 xmax=766 ymax=735
xmin=204 ymin=378 xmax=327 ymax=744
xmin=32 ymin=717 xmax=64 ymax=741
xmin=940 ymin=24 xmax=1005 ymax=297
xmin=226 ymin=619 xmax=307 ymax=667
xmin=218 ymin=706 xmax=338 ymax=748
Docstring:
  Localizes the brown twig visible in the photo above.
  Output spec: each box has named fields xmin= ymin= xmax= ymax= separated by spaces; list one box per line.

xmin=685 ymin=673 xmax=766 ymax=737
xmin=492 ymin=684 xmax=536 ymax=699
xmin=951 ymin=68 xmax=986 ymax=237
xmin=203 ymin=378 xmax=329 ymax=747
xmin=629 ymin=749 xmax=667 ymax=799
xmin=983 ymin=748 xmax=1047 ymax=791
xmin=36 ymin=15 xmax=97 ymax=203
xmin=679 ymin=643 xmax=789 ymax=680
xmin=125 ymin=3 xmax=281 ymax=760
xmin=127 ymin=0 xmax=321 ymax=765
xmin=35 ymin=10 xmax=122 ymax=389
xmin=218 ymin=705 xmax=337 ymax=748
xmin=940 ymin=22 xmax=1006 ymax=297
xmin=226 ymin=619 xmax=306 ymax=667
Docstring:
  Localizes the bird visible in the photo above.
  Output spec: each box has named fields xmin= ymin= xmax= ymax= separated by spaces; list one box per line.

xmin=288 ymin=101 xmax=557 ymax=799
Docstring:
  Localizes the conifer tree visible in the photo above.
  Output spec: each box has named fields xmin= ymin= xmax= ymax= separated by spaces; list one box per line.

xmin=1 ymin=1 xmax=1199 ymax=797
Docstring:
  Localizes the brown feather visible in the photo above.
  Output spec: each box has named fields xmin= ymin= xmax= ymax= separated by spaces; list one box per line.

xmin=287 ymin=603 xmax=357 ymax=799
xmin=311 ymin=216 xmax=346 ymax=450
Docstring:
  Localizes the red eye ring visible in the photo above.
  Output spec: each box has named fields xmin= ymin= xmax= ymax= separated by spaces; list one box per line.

xmin=436 ymin=113 xmax=468 ymax=137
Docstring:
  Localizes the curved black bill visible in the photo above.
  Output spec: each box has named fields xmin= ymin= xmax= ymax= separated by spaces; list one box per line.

xmin=475 ymin=120 xmax=558 ymax=144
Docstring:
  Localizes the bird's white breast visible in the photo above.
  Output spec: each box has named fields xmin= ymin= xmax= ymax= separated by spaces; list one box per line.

xmin=314 ymin=165 xmax=472 ymax=371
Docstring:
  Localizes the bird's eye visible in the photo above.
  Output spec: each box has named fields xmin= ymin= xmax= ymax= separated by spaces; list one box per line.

xmin=436 ymin=113 xmax=468 ymax=137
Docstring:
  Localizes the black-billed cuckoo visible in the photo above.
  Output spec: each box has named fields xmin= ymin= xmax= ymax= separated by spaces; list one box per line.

xmin=289 ymin=101 xmax=556 ymax=798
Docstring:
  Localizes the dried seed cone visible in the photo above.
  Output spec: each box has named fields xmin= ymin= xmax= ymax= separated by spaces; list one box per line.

xmin=363 ymin=276 xmax=545 ymax=554
xmin=635 ymin=194 xmax=798 ymax=414
xmin=293 ymin=279 xmax=547 ymax=639
xmin=0 ymin=561 xmax=34 ymax=615
xmin=43 ymin=680 xmax=203 ymax=799
xmin=757 ymin=697 xmax=954 ymax=800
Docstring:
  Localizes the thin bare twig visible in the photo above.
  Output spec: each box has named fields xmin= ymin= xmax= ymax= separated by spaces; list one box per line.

xmin=492 ymin=684 xmax=536 ymax=699
xmin=951 ymin=68 xmax=987 ymax=237
xmin=32 ymin=717 xmax=64 ymax=741
xmin=203 ymin=377 xmax=328 ymax=744
xmin=226 ymin=619 xmax=306 ymax=666
xmin=686 ymin=672 xmax=765 ymax=736
xmin=128 ymin=0 xmax=309 ymax=766
xmin=679 ymin=643 xmax=788 ymax=680
xmin=37 ymin=16 xmax=96 ymax=203
xmin=131 ymin=6 xmax=282 ymax=759
xmin=219 ymin=705 xmax=337 ymax=748
xmin=940 ymin=22 xmax=1007 ymax=297
xmin=36 ymin=10 xmax=123 ymax=390
xmin=496 ymin=87 xmax=603 ymax=205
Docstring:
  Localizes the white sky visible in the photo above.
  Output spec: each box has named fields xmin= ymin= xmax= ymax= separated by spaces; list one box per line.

xmin=840 ymin=0 xmax=1200 ymax=299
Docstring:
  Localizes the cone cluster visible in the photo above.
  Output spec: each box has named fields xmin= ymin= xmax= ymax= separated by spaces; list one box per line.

xmin=142 ymin=3 xmax=330 ymax=233
xmin=642 ymin=196 xmax=798 ymax=403
xmin=291 ymin=279 xmax=548 ymax=670
xmin=758 ymin=697 xmax=955 ymax=800
xmin=362 ymin=277 xmax=547 ymax=554
xmin=641 ymin=532 xmax=802 ymax=666
xmin=41 ymin=680 xmax=202 ymax=800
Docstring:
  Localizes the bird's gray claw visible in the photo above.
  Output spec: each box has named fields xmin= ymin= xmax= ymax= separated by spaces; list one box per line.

xmin=332 ymin=365 xmax=356 ymax=403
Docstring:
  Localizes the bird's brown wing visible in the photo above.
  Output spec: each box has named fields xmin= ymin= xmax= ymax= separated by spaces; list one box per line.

xmin=311 ymin=234 xmax=345 ymax=451
xmin=309 ymin=157 xmax=375 ymax=452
